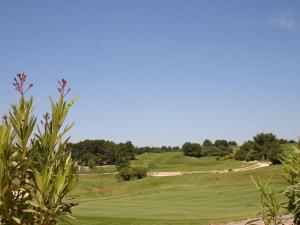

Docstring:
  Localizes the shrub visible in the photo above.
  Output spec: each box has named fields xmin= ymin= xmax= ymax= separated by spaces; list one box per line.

xmin=248 ymin=176 xmax=283 ymax=225
xmin=132 ymin=167 xmax=148 ymax=179
xmin=117 ymin=166 xmax=148 ymax=181
xmin=234 ymin=149 xmax=247 ymax=161
xmin=88 ymin=158 xmax=97 ymax=169
xmin=214 ymin=139 xmax=229 ymax=148
xmin=281 ymin=154 xmax=300 ymax=224
xmin=236 ymin=134 xmax=282 ymax=164
xmin=268 ymin=148 xmax=282 ymax=164
xmin=203 ymin=139 xmax=213 ymax=147
xmin=251 ymin=154 xmax=300 ymax=225
xmin=182 ymin=142 xmax=202 ymax=157
xmin=220 ymin=154 xmax=233 ymax=160
xmin=201 ymin=146 xmax=219 ymax=157
xmin=0 ymin=75 xmax=78 ymax=225
xmin=117 ymin=166 xmax=132 ymax=181
xmin=228 ymin=141 xmax=238 ymax=146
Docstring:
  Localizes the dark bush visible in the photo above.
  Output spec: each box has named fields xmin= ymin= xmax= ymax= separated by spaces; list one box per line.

xmin=268 ymin=147 xmax=282 ymax=164
xmin=235 ymin=140 xmax=255 ymax=161
xmin=214 ymin=140 xmax=229 ymax=148
xmin=132 ymin=167 xmax=148 ymax=179
xmin=203 ymin=139 xmax=213 ymax=147
xmin=182 ymin=142 xmax=202 ymax=157
xmin=234 ymin=149 xmax=247 ymax=161
xmin=88 ymin=158 xmax=96 ymax=169
xmin=201 ymin=146 xmax=219 ymax=157
xmin=228 ymin=141 xmax=238 ymax=146
xmin=117 ymin=166 xmax=132 ymax=181
xmin=117 ymin=166 xmax=148 ymax=181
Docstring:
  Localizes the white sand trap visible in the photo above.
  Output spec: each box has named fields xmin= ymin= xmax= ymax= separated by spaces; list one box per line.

xmin=148 ymin=161 xmax=271 ymax=177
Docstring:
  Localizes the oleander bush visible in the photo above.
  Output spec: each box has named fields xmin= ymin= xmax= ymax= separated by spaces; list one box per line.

xmin=248 ymin=176 xmax=283 ymax=225
xmin=281 ymin=154 xmax=300 ymax=225
xmin=0 ymin=74 xmax=78 ymax=225
xmin=251 ymin=153 xmax=300 ymax=225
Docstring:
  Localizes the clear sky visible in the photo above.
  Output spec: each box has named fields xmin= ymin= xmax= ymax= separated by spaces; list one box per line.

xmin=1 ymin=1 xmax=300 ymax=146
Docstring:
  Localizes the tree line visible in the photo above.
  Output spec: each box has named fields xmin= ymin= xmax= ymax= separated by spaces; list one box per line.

xmin=67 ymin=134 xmax=297 ymax=167
xmin=182 ymin=139 xmax=237 ymax=158
xmin=66 ymin=139 xmax=180 ymax=166
xmin=183 ymin=134 xmax=296 ymax=164
xmin=234 ymin=133 xmax=295 ymax=164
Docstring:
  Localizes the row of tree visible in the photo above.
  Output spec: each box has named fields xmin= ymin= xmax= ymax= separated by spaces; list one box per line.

xmin=66 ymin=140 xmax=181 ymax=166
xmin=181 ymin=134 xmax=296 ymax=164
xmin=182 ymin=139 xmax=237 ymax=158
xmin=138 ymin=146 xmax=180 ymax=154
xmin=234 ymin=133 xmax=286 ymax=164
xmin=66 ymin=140 xmax=136 ymax=166
xmin=67 ymin=134 xmax=297 ymax=167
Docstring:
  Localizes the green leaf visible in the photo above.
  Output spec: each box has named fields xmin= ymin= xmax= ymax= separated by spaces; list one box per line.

xmin=12 ymin=216 xmax=21 ymax=224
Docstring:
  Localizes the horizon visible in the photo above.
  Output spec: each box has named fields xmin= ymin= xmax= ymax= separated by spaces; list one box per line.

xmin=1 ymin=1 xmax=300 ymax=146
xmin=67 ymin=135 xmax=296 ymax=148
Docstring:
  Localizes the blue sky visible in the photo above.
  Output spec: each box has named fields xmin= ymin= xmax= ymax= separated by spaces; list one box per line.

xmin=1 ymin=1 xmax=300 ymax=146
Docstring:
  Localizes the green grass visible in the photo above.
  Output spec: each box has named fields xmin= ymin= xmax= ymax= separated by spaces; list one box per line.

xmin=70 ymin=147 xmax=295 ymax=225
xmin=77 ymin=165 xmax=117 ymax=174
xmin=70 ymin=165 xmax=286 ymax=225
xmin=96 ymin=145 xmax=298 ymax=173
xmin=279 ymin=143 xmax=299 ymax=154
xmin=132 ymin=152 xmax=252 ymax=172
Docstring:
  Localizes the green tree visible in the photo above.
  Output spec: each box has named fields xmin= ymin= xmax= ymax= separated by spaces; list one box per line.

xmin=234 ymin=148 xmax=247 ymax=161
xmin=214 ymin=139 xmax=229 ymax=148
xmin=88 ymin=158 xmax=96 ymax=169
xmin=236 ymin=140 xmax=255 ymax=161
xmin=253 ymin=133 xmax=281 ymax=162
xmin=228 ymin=141 xmax=238 ymax=146
xmin=182 ymin=142 xmax=202 ymax=157
xmin=235 ymin=133 xmax=281 ymax=163
xmin=203 ymin=139 xmax=213 ymax=147
xmin=115 ymin=142 xmax=136 ymax=170
xmin=124 ymin=141 xmax=136 ymax=160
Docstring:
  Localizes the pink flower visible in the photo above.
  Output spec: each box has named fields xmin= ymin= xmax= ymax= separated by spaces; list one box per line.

xmin=41 ymin=112 xmax=50 ymax=128
xmin=13 ymin=73 xmax=33 ymax=95
xmin=58 ymin=78 xmax=71 ymax=96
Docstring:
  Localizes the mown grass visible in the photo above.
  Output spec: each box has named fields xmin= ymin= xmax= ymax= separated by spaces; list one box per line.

xmin=279 ymin=143 xmax=298 ymax=154
xmin=94 ymin=145 xmax=298 ymax=174
xmin=70 ymin=165 xmax=286 ymax=225
xmin=80 ymin=165 xmax=116 ymax=174
xmin=95 ymin=152 xmax=252 ymax=173
xmin=132 ymin=152 xmax=252 ymax=172
xmin=70 ymin=146 xmax=296 ymax=225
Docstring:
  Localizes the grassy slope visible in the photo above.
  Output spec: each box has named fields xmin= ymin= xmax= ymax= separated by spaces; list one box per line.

xmin=70 ymin=145 xmax=297 ymax=225
xmin=71 ymin=165 xmax=286 ymax=225
xmin=96 ymin=144 xmax=298 ymax=173
xmin=280 ymin=143 xmax=299 ymax=154
xmin=132 ymin=152 xmax=251 ymax=172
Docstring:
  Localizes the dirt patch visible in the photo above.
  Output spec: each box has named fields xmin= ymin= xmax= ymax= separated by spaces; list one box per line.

xmin=148 ymin=171 xmax=183 ymax=177
xmin=225 ymin=215 xmax=294 ymax=225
